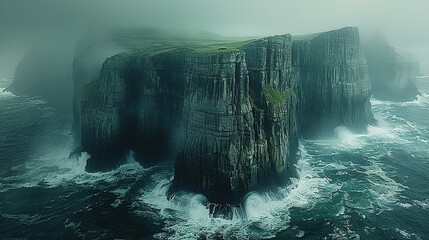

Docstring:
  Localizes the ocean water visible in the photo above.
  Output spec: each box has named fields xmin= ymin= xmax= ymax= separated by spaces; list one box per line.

xmin=0 ymin=77 xmax=428 ymax=239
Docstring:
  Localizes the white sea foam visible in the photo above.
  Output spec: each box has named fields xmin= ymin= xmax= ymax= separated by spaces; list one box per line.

xmin=140 ymin=120 xmax=415 ymax=238
xmin=395 ymin=228 xmax=423 ymax=240
xmin=413 ymin=199 xmax=429 ymax=210
xmin=0 ymin=87 xmax=15 ymax=99
xmin=416 ymin=75 xmax=429 ymax=79
xmin=64 ymin=218 xmax=81 ymax=229
xmin=371 ymin=93 xmax=429 ymax=108
xmin=139 ymin=143 xmax=338 ymax=239
xmin=397 ymin=202 xmax=412 ymax=208
xmin=363 ymin=160 xmax=406 ymax=209
xmin=1 ymin=138 xmax=147 ymax=192
xmin=325 ymin=124 xmax=398 ymax=151
xmin=305 ymin=125 xmax=406 ymax=211
xmin=329 ymin=226 xmax=360 ymax=240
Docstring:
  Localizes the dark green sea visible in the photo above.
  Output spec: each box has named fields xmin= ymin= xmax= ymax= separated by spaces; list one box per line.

xmin=0 ymin=77 xmax=428 ymax=239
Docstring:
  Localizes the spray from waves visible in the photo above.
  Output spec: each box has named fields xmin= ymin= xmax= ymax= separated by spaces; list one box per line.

xmin=327 ymin=96 xmax=429 ymax=153
xmin=304 ymin=130 xmax=407 ymax=211
xmin=416 ymin=75 xmax=429 ymax=78
xmin=363 ymin=160 xmax=407 ymax=210
xmin=137 ymin=112 xmax=413 ymax=239
xmin=311 ymin=123 xmax=400 ymax=152
xmin=0 ymin=87 xmax=49 ymax=107
xmin=138 ymin=143 xmax=339 ymax=240
xmin=0 ymin=87 xmax=16 ymax=99
xmin=1 ymin=136 xmax=150 ymax=192
xmin=370 ymin=93 xmax=429 ymax=108
xmin=371 ymin=97 xmax=429 ymax=145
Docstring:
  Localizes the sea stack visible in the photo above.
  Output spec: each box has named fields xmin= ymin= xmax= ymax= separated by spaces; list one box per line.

xmin=75 ymin=27 xmax=396 ymax=204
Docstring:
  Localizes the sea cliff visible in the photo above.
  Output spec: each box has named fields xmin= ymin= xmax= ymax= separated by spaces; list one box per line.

xmin=75 ymin=27 xmax=405 ymax=204
xmin=81 ymin=37 xmax=299 ymax=203
xmin=5 ymin=43 xmax=74 ymax=112
xmin=292 ymin=27 xmax=373 ymax=137
xmin=363 ymin=33 xmax=420 ymax=101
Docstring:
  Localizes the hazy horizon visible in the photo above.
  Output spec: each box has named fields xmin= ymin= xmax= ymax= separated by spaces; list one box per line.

xmin=1 ymin=0 xmax=429 ymax=74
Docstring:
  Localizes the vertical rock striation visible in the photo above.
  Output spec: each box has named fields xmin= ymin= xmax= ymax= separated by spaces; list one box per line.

xmin=292 ymin=27 xmax=373 ymax=137
xmin=241 ymin=35 xmax=299 ymax=191
xmin=172 ymin=52 xmax=256 ymax=203
xmin=77 ymin=27 xmax=384 ymax=204
xmin=72 ymin=34 xmax=122 ymax=152
xmin=81 ymin=53 xmax=186 ymax=171
xmin=81 ymin=40 xmax=299 ymax=203
xmin=81 ymin=54 xmax=129 ymax=171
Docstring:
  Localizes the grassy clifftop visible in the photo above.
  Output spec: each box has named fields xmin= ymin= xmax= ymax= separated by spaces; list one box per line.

xmin=112 ymin=28 xmax=257 ymax=56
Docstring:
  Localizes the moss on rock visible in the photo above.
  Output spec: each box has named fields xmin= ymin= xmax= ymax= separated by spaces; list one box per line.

xmin=263 ymin=86 xmax=293 ymax=105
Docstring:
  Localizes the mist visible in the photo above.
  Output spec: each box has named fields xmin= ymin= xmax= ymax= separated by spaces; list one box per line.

xmin=1 ymin=1 xmax=429 ymax=239
xmin=1 ymin=0 xmax=429 ymax=74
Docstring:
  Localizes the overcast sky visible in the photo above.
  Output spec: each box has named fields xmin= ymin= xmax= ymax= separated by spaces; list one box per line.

xmin=1 ymin=0 xmax=428 ymax=73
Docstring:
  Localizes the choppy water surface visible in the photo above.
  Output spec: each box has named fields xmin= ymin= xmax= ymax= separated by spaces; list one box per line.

xmin=0 ymin=77 xmax=428 ymax=239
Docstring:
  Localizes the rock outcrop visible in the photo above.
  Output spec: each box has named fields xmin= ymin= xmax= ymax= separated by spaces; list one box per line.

xmin=292 ymin=27 xmax=373 ymax=137
xmin=72 ymin=33 xmax=122 ymax=152
xmin=81 ymin=53 xmax=185 ymax=171
xmin=363 ymin=33 xmax=420 ymax=101
xmin=81 ymin=39 xmax=299 ymax=203
xmin=174 ymin=36 xmax=299 ymax=203
xmin=76 ymin=27 xmax=394 ymax=204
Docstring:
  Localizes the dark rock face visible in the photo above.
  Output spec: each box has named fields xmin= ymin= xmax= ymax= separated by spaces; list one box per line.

xmin=5 ymin=45 xmax=74 ymax=112
xmin=240 ymin=36 xmax=299 ymax=192
xmin=292 ymin=27 xmax=373 ymax=137
xmin=72 ymin=34 xmax=121 ymax=152
xmin=171 ymin=52 xmax=256 ymax=203
xmin=77 ymin=27 xmax=379 ymax=204
xmin=81 ymin=53 xmax=186 ymax=171
xmin=363 ymin=34 xmax=420 ymax=101
xmin=81 ymin=36 xmax=299 ymax=203
xmin=174 ymin=38 xmax=300 ymax=203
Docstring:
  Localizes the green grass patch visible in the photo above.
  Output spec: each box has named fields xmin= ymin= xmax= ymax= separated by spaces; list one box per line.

xmin=291 ymin=33 xmax=321 ymax=41
xmin=190 ymin=39 xmax=257 ymax=54
xmin=112 ymin=28 xmax=258 ymax=55
xmin=263 ymin=86 xmax=293 ymax=105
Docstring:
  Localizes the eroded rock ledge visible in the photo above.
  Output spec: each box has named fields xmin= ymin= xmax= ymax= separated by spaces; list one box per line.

xmin=77 ymin=27 xmax=375 ymax=204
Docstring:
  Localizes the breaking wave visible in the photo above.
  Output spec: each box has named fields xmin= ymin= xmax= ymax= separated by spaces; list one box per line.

xmin=1 ymin=77 xmax=428 ymax=239
xmin=139 ymin=143 xmax=338 ymax=239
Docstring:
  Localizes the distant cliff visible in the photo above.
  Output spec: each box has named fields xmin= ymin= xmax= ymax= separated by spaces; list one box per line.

xmin=5 ymin=44 xmax=74 ymax=112
xmin=363 ymin=33 xmax=420 ymax=101
xmin=72 ymin=27 xmax=422 ymax=205
xmin=292 ymin=27 xmax=373 ymax=137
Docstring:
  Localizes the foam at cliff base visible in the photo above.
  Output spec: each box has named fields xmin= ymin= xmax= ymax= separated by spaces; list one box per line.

xmin=138 ymin=143 xmax=339 ymax=239
xmin=416 ymin=75 xmax=429 ymax=79
xmin=0 ymin=87 xmax=16 ymax=99
xmin=1 ymin=143 xmax=150 ymax=192
xmin=138 ymin=116 xmax=413 ymax=239
xmin=371 ymin=93 xmax=429 ymax=108
xmin=312 ymin=124 xmax=399 ymax=152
